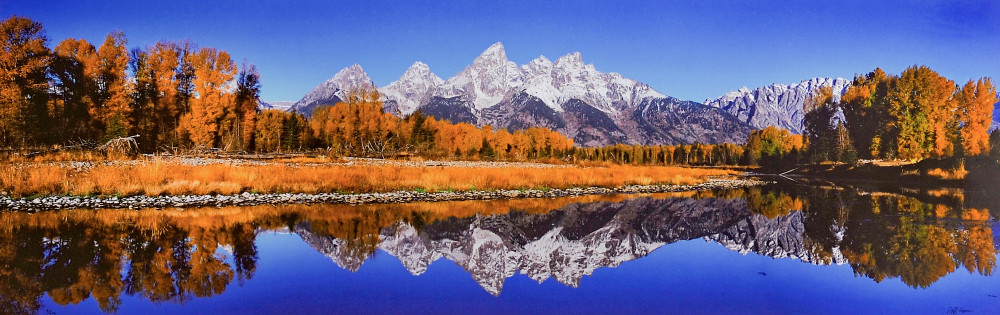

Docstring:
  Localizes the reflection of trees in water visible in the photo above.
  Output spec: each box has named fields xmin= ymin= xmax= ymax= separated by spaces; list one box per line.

xmin=785 ymin=184 xmax=998 ymax=288
xmin=0 ymin=196 xmax=640 ymax=314
xmin=0 ymin=187 xmax=995 ymax=314
xmin=0 ymin=211 xmax=258 ymax=315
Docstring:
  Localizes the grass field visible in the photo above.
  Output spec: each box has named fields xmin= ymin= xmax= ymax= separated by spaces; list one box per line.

xmin=0 ymin=157 xmax=737 ymax=198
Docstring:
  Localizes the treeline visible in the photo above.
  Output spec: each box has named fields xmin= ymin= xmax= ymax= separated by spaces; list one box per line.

xmin=568 ymin=143 xmax=745 ymax=166
xmin=755 ymin=66 xmax=998 ymax=167
xmin=280 ymin=88 xmax=574 ymax=159
xmin=231 ymin=88 xmax=574 ymax=159
xmin=0 ymin=15 xmax=263 ymax=152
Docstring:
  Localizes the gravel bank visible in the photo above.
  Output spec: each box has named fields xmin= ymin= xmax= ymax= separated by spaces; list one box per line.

xmin=0 ymin=178 xmax=770 ymax=212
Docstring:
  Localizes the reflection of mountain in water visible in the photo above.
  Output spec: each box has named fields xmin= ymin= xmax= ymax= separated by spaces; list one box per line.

xmin=295 ymin=196 xmax=839 ymax=295
xmin=708 ymin=211 xmax=846 ymax=265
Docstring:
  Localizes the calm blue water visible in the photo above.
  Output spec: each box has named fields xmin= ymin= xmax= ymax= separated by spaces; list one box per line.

xmin=7 ymin=184 xmax=998 ymax=314
xmin=45 ymin=233 xmax=999 ymax=315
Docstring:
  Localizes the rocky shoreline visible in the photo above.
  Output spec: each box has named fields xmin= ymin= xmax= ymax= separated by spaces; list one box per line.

xmin=0 ymin=178 xmax=771 ymax=212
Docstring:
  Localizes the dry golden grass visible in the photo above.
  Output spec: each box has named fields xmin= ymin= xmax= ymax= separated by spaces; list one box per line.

xmin=0 ymin=158 xmax=736 ymax=198
xmin=927 ymin=166 xmax=968 ymax=180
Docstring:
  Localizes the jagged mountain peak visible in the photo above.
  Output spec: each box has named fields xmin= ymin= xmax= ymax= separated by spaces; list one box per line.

xmin=554 ymin=51 xmax=585 ymax=67
xmin=399 ymin=61 xmax=431 ymax=79
xmin=392 ymin=61 xmax=443 ymax=86
xmin=381 ymin=62 xmax=445 ymax=116
xmin=438 ymin=42 xmax=524 ymax=110
xmin=475 ymin=42 xmax=509 ymax=65
xmin=528 ymin=55 xmax=552 ymax=66
xmin=333 ymin=64 xmax=374 ymax=86
xmin=290 ymin=63 xmax=376 ymax=115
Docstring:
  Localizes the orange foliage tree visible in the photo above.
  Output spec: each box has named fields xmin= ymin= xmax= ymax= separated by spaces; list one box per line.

xmin=0 ymin=15 xmax=50 ymax=148
xmin=178 ymin=48 xmax=236 ymax=148
xmin=955 ymin=78 xmax=997 ymax=156
xmin=93 ymin=31 xmax=132 ymax=140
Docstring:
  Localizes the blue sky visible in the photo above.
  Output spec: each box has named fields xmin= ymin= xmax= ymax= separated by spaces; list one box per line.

xmin=3 ymin=0 xmax=998 ymax=103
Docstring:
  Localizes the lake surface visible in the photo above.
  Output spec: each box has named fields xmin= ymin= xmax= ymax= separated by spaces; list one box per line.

xmin=3 ymin=181 xmax=999 ymax=314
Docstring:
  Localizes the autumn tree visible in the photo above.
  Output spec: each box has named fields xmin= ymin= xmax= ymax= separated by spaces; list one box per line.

xmin=954 ymin=78 xmax=997 ymax=156
xmin=147 ymin=41 xmax=183 ymax=149
xmin=743 ymin=126 xmax=804 ymax=168
xmin=177 ymin=47 xmax=236 ymax=148
xmin=254 ymin=109 xmax=285 ymax=152
xmin=230 ymin=60 xmax=262 ymax=151
xmin=803 ymin=86 xmax=839 ymax=162
xmin=93 ymin=31 xmax=132 ymax=141
xmin=841 ymin=68 xmax=894 ymax=158
xmin=889 ymin=65 xmax=956 ymax=159
xmin=0 ymin=15 xmax=50 ymax=148
xmin=128 ymin=47 xmax=156 ymax=149
xmin=49 ymin=38 xmax=98 ymax=142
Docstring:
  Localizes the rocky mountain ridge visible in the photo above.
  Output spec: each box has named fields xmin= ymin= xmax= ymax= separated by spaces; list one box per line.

xmin=704 ymin=78 xmax=851 ymax=134
xmin=289 ymin=42 xmax=751 ymax=146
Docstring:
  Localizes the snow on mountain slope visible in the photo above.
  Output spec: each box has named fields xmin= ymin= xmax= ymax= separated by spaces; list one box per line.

xmin=437 ymin=42 xmax=525 ymax=111
xmin=293 ymin=42 xmax=753 ymax=145
xmin=289 ymin=64 xmax=376 ymax=116
xmin=705 ymin=78 xmax=850 ymax=134
xmin=260 ymin=101 xmax=295 ymax=111
xmin=381 ymin=62 xmax=444 ymax=116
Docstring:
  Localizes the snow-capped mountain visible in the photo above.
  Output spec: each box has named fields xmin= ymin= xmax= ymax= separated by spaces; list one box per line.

xmin=381 ymin=62 xmax=444 ymax=116
xmin=260 ymin=101 xmax=295 ymax=111
xmin=292 ymin=43 xmax=752 ymax=146
xmin=705 ymin=78 xmax=851 ymax=134
xmin=436 ymin=42 xmax=525 ymax=111
xmin=289 ymin=64 xmax=377 ymax=116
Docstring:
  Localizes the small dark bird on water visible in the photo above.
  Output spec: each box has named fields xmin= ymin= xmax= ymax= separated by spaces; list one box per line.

xmin=757 ymin=272 xmax=767 ymax=276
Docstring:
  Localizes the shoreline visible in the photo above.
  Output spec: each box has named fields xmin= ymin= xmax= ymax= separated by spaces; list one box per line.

xmin=0 ymin=178 xmax=770 ymax=212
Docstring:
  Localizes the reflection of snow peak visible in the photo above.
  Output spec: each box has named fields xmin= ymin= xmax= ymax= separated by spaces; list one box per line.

xmin=294 ymin=196 xmax=843 ymax=296
xmin=706 ymin=211 xmax=847 ymax=265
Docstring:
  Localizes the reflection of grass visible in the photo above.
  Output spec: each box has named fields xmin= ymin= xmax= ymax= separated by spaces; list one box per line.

xmin=0 ymin=161 xmax=736 ymax=198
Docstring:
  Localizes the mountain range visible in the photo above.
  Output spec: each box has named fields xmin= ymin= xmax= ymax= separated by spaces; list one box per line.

xmin=277 ymin=43 xmax=1000 ymax=145
xmin=286 ymin=43 xmax=751 ymax=146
